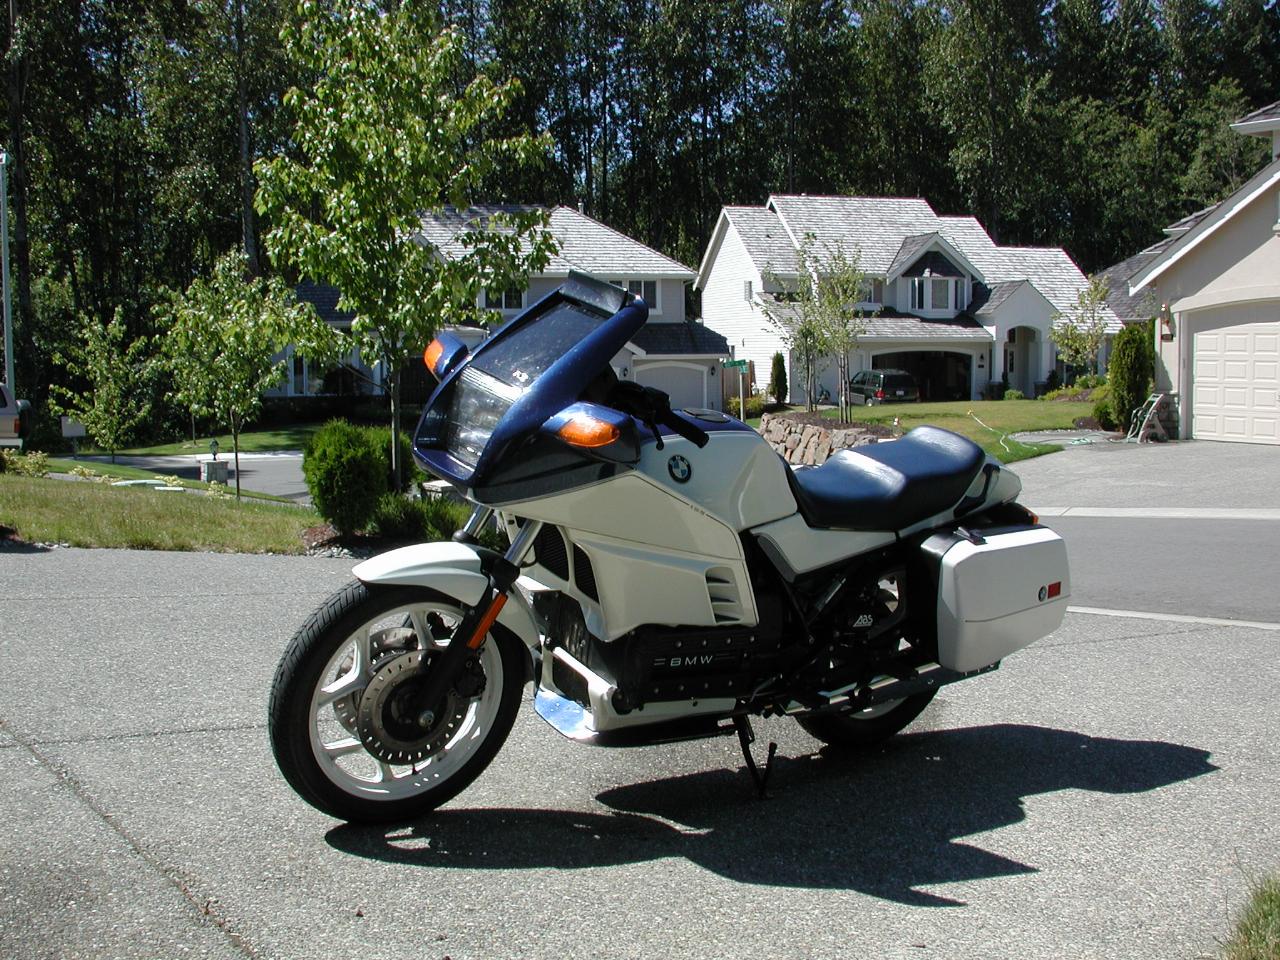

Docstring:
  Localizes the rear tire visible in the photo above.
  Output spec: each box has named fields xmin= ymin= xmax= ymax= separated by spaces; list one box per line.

xmin=796 ymin=690 xmax=936 ymax=750
xmin=268 ymin=580 xmax=525 ymax=823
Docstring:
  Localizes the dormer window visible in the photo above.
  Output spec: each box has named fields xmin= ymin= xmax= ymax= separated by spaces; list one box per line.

xmin=931 ymin=278 xmax=950 ymax=312
xmin=858 ymin=278 xmax=884 ymax=305
xmin=611 ymin=279 xmax=658 ymax=309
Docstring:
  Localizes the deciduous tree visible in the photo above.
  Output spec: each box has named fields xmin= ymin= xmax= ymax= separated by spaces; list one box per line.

xmin=256 ymin=1 xmax=556 ymax=490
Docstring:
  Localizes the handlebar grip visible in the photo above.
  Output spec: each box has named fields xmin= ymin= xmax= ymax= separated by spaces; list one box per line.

xmin=660 ymin=410 xmax=710 ymax=449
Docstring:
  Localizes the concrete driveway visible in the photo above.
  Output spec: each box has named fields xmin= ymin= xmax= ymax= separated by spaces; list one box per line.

xmin=1010 ymin=438 xmax=1280 ymax=514
xmin=80 ymin=451 xmax=309 ymax=502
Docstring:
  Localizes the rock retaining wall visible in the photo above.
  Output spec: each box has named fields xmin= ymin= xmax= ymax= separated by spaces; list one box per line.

xmin=758 ymin=414 xmax=881 ymax=466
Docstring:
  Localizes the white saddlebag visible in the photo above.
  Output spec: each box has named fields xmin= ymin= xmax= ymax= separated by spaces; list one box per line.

xmin=928 ymin=526 xmax=1070 ymax=672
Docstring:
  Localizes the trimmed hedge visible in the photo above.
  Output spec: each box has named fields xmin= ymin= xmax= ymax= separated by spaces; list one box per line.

xmin=302 ymin=420 xmax=395 ymax=533
xmin=1108 ymin=321 xmax=1155 ymax=432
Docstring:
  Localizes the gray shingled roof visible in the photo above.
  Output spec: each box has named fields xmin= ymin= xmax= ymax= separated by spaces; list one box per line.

xmin=723 ymin=206 xmax=800 ymax=276
xmin=768 ymin=195 xmax=940 ymax=274
xmin=296 ymin=281 xmax=353 ymax=326
xmin=629 ymin=321 xmax=730 ymax=356
xmin=860 ymin=309 xmax=992 ymax=340
xmin=1235 ymin=99 xmax=1280 ymax=125
xmin=885 ymin=233 xmax=938 ymax=278
xmin=970 ymin=280 xmax=1030 ymax=317
xmin=1097 ymin=241 xmax=1171 ymax=322
xmin=1163 ymin=203 xmax=1220 ymax=236
xmin=414 ymin=205 xmax=695 ymax=279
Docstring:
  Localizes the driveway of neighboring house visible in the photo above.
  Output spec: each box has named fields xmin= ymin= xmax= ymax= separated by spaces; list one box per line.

xmin=80 ymin=451 xmax=309 ymax=502
xmin=1009 ymin=438 xmax=1280 ymax=514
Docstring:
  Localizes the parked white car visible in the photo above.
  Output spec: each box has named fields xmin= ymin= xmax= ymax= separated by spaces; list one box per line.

xmin=0 ymin=382 xmax=29 ymax=449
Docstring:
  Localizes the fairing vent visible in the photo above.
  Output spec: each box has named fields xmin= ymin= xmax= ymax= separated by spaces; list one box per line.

xmin=572 ymin=545 xmax=599 ymax=602
xmin=533 ymin=525 xmax=569 ymax=581
xmin=705 ymin=567 xmax=745 ymax=624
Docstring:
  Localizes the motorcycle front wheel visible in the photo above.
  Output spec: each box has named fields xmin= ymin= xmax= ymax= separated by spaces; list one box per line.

xmin=268 ymin=580 xmax=526 ymax=823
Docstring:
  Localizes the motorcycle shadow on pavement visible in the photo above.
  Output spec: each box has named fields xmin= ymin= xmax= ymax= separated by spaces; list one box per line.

xmin=325 ymin=722 xmax=1215 ymax=906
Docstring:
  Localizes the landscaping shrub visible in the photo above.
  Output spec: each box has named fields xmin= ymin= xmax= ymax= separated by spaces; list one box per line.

xmin=1108 ymin=320 xmax=1155 ymax=433
xmin=727 ymin=394 xmax=766 ymax=420
xmin=1045 ymin=368 xmax=1061 ymax=392
xmin=1075 ymin=372 xmax=1106 ymax=390
xmin=1 ymin=450 xmax=50 ymax=477
xmin=1091 ymin=383 xmax=1117 ymax=430
xmin=363 ymin=425 xmax=415 ymax=489
xmin=367 ymin=492 xmax=501 ymax=546
xmin=1003 ymin=388 xmax=1025 ymax=400
xmin=302 ymin=419 xmax=387 ymax=533
xmin=766 ymin=352 xmax=787 ymax=405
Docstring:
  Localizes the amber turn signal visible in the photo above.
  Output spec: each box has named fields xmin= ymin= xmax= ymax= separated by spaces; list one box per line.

xmin=557 ymin=414 xmax=620 ymax=448
xmin=423 ymin=339 xmax=445 ymax=374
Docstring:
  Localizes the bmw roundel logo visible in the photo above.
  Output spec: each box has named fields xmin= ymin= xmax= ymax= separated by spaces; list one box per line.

xmin=668 ymin=455 xmax=692 ymax=483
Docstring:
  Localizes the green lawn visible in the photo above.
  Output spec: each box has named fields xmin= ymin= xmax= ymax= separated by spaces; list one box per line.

xmin=0 ymin=474 xmax=320 ymax=553
xmin=85 ymin=424 xmax=322 ymax=457
xmin=820 ymin=399 xmax=1093 ymax=462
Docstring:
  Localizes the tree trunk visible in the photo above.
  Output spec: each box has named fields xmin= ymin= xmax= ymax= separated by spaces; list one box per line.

xmin=232 ymin=412 xmax=242 ymax=501
xmin=387 ymin=362 xmax=402 ymax=493
xmin=234 ymin=0 xmax=259 ymax=275
xmin=6 ymin=0 xmax=32 ymax=394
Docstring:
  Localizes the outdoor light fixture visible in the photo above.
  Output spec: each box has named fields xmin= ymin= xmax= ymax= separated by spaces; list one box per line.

xmin=1160 ymin=305 xmax=1175 ymax=341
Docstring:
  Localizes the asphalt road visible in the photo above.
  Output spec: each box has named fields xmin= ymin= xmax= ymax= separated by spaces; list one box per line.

xmin=1 ymin=539 xmax=1277 ymax=960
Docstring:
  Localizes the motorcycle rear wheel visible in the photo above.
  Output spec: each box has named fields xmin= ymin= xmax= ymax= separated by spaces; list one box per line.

xmin=268 ymin=580 xmax=525 ymax=823
xmin=796 ymin=690 xmax=936 ymax=750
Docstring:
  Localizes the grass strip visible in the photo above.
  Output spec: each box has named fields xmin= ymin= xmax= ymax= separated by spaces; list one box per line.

xmin=0 ymin=474 xmax=320 ymax=554
xmin=1222 ymin=873 xmax=1280 ymax=960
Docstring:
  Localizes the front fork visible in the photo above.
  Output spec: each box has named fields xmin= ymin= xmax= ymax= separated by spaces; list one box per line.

xmin=407 ymin=506 xmax=542 ymax=728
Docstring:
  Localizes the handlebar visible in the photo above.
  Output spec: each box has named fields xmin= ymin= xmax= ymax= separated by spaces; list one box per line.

xmin=609 ymin=381 xmax=710 ymax=449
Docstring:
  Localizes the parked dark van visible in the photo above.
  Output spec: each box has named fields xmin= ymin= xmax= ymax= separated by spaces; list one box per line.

xmin=848 ymin=369 xmax=920 ymax=405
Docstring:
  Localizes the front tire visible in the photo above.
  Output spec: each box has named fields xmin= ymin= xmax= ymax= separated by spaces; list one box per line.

xmin=268 ymin=580 xmax=526 ymax=823
xmin=796 ymin=690 xmax=936 ymax=750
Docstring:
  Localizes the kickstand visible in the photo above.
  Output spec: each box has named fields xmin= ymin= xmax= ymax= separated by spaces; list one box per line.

xmin=733 ymin=715 xmax=777 ymax=799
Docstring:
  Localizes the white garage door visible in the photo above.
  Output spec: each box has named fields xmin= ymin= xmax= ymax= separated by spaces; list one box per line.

xmin=1192 ymin=312 xmax=1280 ymax=444
xmin=634 ymin=362 xmax=708 ymax=410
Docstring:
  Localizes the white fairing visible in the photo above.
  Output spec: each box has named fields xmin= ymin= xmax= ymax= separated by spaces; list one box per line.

xmin=352 ymin=542 xmax=541 ymax=649
xmin=934 ymin=527 xmax=1070 ymax=672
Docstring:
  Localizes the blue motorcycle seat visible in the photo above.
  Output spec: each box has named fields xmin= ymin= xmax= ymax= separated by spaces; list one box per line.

xmin=787 ymin=426 xmax=986 ymax=531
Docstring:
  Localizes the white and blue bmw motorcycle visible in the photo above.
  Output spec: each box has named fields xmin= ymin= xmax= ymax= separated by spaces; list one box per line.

xmin=269 ymin=274 xmax=1070 ymax=822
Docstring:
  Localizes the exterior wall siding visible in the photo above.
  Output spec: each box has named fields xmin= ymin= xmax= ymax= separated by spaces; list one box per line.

xmin=700 ymin=222 xmax=780 ymax=394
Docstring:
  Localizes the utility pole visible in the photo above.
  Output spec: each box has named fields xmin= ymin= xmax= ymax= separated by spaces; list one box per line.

xmin=1 ymin=151 xmax=13 ymax=389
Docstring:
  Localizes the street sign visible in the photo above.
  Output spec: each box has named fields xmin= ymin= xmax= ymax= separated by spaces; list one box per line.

xmin=724 ymin=358 xmax=748 ymax=369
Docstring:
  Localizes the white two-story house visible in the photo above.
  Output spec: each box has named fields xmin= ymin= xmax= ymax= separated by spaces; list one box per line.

xmin=696 ymin=195 xmax=1118 ymax=403
xmin=285 ymin=205 xmax=729 ymax=410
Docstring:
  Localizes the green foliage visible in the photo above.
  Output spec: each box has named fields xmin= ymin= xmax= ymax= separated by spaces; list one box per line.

xmin=1003 ymin=388 xmax=1026 ymax=401
xmin=302 ymin=420 xmax=388 ymax=535
xmin=1221 ymin=871 xmax=1280 ymax=960
xmin=159 ymin=251 xmax=340 ymax=498
xmin=256 ymin=1 xmax=557 ymax=491
xmin=0 ymin=450 xmax=50 ymax=477
xmin=727 ymin=394 xmax=766 ymax=420
xmin=1052 ymin=275 xmax=1111 ymax=379
xmin=1075 ymin=373 xmax=1106 ymax=390
xmin=367 ymin=494 xmax=477 ymax=544
xmin=767 ymin=352 xmax=788 ymax=406
xmin=760 ymin=237 xmax=865 ymax=416
xmin=1091 ymin=383 xmax=1117 ymax=430
xmin=48 ymin=310 xmax=158 ymax=461
xmin=362 ymin=426 xmax=416 ymax=492
xmin=1108 ymin=321 xmax=1155 ymax=432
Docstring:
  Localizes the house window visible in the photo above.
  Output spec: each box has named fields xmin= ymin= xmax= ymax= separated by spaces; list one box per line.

xmin=857 ymin=279 xmax=884 ymax=305
xmin=930 ymin=278 xmax=950 ymax=312
xmin=955 ymin=279 xmax=968 ymax=311
xmin=910 ymin=278 xmax=925 ymax=311
xmin=484 ymin=288 xmax=525 ymax=311
xmin=611 ymin=279 xmax=658 ymax=307
xmin=744 ymin=280 xmax=753 ymax=301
